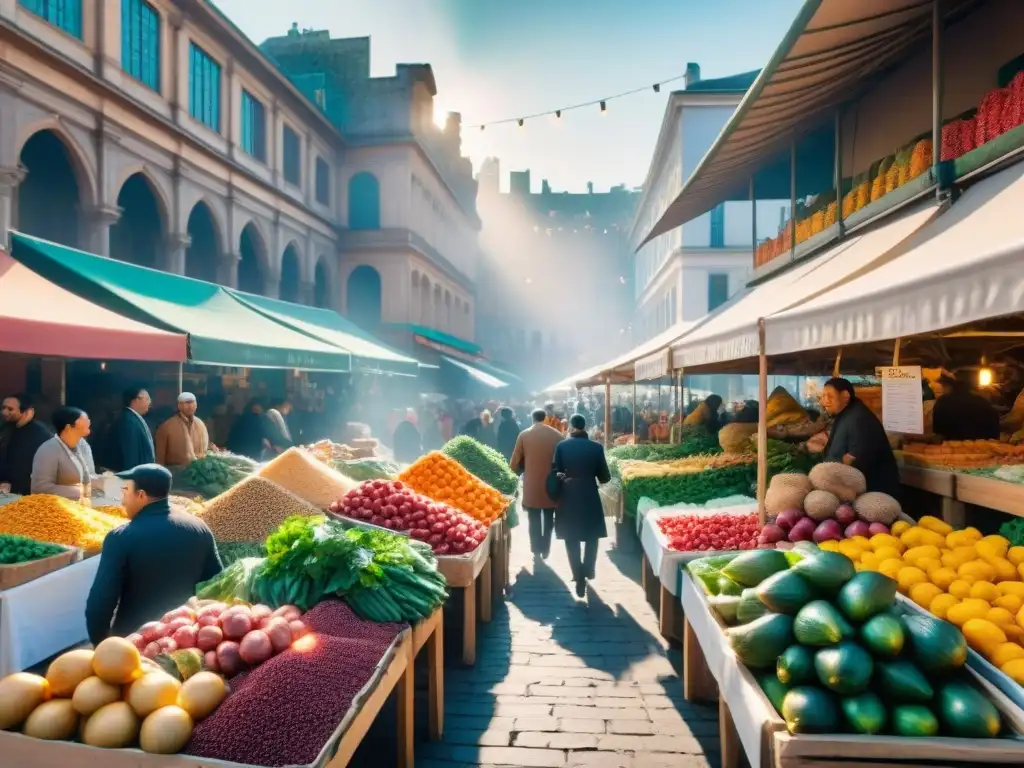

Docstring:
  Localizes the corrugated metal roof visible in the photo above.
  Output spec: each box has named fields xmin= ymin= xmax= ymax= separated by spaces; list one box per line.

xmin=640 ymin=0 xmax=980 ymax=247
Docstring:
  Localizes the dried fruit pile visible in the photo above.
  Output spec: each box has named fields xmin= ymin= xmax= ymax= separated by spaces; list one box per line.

xmin=254 ymin=447 xmax=358 ymax=508
xmin=196 ymin=475 xmax=320 ymax=542
xmin=399 ymin=451 xmax=508 ymax=524
xmin=0 ymin=495 xmax=124 ymax=553
xmin=330 ymin=479 xmax=488 ymax=556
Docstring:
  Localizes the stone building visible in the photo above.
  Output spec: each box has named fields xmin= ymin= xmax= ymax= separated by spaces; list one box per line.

xmin=0 ymin=1 xmax=478 ymax=339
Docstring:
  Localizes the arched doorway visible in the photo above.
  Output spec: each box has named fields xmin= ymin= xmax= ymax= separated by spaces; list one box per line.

xmin=185 ymin=202 xmax=220 ymax=282
xmin=279 ymin=244 xmax=301 ymax=303
xmin=346 ymin=265 xmax=382 ymax=329
xmin=110 ymin=173 xmax=162 ymax=268
xmin=17 ymin=130 xmax=85 ymax=248
xmin=348 ymin=172 xmax=381 ymax=230
xmin=420 ymin=276 xmax=431 ymax=326
xmin=238 ymin=223 xmax=265 ymax=295
xmin=314 ymin=258 xmax=330 ymax=308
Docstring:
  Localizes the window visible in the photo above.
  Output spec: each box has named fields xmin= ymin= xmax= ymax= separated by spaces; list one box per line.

xmin=710 ymin=203 xmax=725 ymax=248
xmin=348 ymin=172 xmax=381 ymax=230
xmin=283 ymin=125 xmax=301 ymax=186
xmin=240 ymin=90 xmax=267 ymax=162
xmin=188 ymin=42 xmax=221 ymax=132
xmin=121 ymin=0 xmax=160 ymax=90
xmin=19 ymin=0 xmax=82 ymax=38
xmin=315 ymin=157 xmax=330 ymax=205
xmin=708 ymin=273 xmax=729 ymax=312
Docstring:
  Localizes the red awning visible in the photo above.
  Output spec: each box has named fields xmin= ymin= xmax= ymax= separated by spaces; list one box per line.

xmin=0 ymin=250 xmax=187 ymax=361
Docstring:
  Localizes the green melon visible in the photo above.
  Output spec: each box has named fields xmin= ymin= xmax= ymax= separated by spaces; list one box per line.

xmin=841 ymin=692 xmax=887 ymax=735
xmin=814 ymin=642 xmax=874 ymax=695
xmin=860 ymin=613 xmax=905 ymax=658
xmin=781 ymin=687 xmax=839 ymax=734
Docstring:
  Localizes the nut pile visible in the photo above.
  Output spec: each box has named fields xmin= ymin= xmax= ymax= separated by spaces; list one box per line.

xmin=195 ymin=476 xmax=320 ymax=543
xmin=255 ymin=447 xmax=358 ymax=509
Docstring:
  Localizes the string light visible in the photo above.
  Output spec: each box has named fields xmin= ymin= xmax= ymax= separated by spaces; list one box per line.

xmin=466 ymin=75 xmax=684 ymax=130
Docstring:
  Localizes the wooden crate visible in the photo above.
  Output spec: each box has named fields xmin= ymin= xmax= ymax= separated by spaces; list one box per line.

xmin=0 ymin=547 xmax=78 ymax=590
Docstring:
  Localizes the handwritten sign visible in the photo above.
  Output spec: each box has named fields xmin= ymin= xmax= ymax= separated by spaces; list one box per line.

xmin=877 ymin=366 xmax=924 ymax=434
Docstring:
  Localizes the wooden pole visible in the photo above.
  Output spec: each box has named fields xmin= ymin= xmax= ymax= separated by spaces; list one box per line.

xmin=177 ymin=362 xmax=184 ymax=393
xmin=932 ymin=0 xmax=944 ymax=200
xmin=832 ymin=349 xmax=843 ymax=378
xmin=757 ymin=320 xmax=769 ymax=525
xmin=631 ymin=382 xmax=637 ymax=440
xmin=604 ymin=379 xmax=612 ymax=448
xmin=790 ymin=141 xmax=797 ymax=261
xmin=892 ymin=338 xmax=902 ymax=367
xmin=834 ymin=108 xmax=844 ymax=238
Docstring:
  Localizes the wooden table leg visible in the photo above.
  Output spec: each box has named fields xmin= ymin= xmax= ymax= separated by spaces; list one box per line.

xmin=641 ymin=553 xmax=648 ymax=593
xmin=396 ymin=639 xmax=415 ymax=768
xmin=428 ymin=610 xmax=445 ymax=740
xmin=462 ymin=581 xmax=477 ymax=665
xmin=942 ymin=497 xmax=966 ymax=528
xmin=683 ymin=618 xmax=717 ymax=703
xmin=479 ymin=559 xmax=493 ymax=623
xmin=659 ymin=584 xmax=680 ymax=641
xmin=492 ymin=521 xmax=506 ymax=604
xmin=719 ymin=694 xmax=740 ymax=768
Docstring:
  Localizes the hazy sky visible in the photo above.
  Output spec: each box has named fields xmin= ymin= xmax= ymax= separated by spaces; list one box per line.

xmin=215 ymin=0 xmax=802 ymax=193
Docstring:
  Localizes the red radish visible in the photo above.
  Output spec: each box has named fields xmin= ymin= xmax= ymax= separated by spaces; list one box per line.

xmin=197 ymin=625 xmax=223 ymax=652
xmin=264 ymin=618 xmax=293 ymax=653
xmin=221 ymin=612 xmax=252 ymax=640
xmin=125 ymin=633 xmax=145 ymax=651
xmin=775 ymin=508 xmax=805 ymax=532
xmin=172 ymin=625 xmax=198 ymax=649
xmin=868 ymin=522 xmax=891 ymax=536
xmin=758 ymin=524 xmax=786 ymax=544
xmin=845 ymin=520 xmax=871 ymax=539
xmin=813 ymin=519 xmax=843 ymax=543
xmin=288 ymin=620 xmax=308 ymax=641
xmin=250 ymin=605 xmax=273 ymax=625
xmin=788 ymin=516 xmax=818 ymax=542
xmin=835 ymin=504 xmax=857 ymax=526
xmin=162 ymin=606 xmax=196 ymax=623
xmin=143 ymin=642 xmax=162 ymax=659
xmin=216 ymin=641 xmax=243 ymax=677
xmin=203 ymin=650 xmax=219 ymax=672
xmin=165 ymin=617 xmax=192 ymax=634
xmin=197 ymin=603 xmax=227 ymax=618
xmin=239 ymin=630 xmax=274 ymax=665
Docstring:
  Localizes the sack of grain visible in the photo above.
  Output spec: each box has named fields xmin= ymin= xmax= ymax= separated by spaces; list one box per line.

xmin=255 ymin=447 xmax=359 ymax=509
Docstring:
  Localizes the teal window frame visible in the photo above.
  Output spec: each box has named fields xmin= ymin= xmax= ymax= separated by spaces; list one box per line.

xmin=121 ymin=0 xmax=160 ymax=92
xmin=315 ymin=157 xmax=330 ymax=205
xmin=240 ymin=89 xmax=267 ymax=162
xmin=188 ymin=42 xmax=221 ymax=133
xmin=710 ymin=203 xmax=725 ymax=248
xmin=283 ymin=125 xmax=301 ymax=186
xmin=19 ymin=0 xmax=82 ymax=39
xmin=708 ymin=273 xmax=729 ymax=312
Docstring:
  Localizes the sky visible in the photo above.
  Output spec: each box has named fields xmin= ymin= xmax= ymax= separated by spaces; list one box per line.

xmin=215 ymin=0 xmax=803 ymax=194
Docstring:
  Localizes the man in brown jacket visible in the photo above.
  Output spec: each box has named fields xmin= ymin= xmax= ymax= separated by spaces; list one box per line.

xmin=155 ymin=393 xmax=212 ymax=468
xmin=510 ymin=409 xmax=564 ymax=559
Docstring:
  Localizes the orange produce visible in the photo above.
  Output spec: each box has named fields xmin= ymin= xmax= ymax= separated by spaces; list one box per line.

xmin=399 ymin=452 xmax=508 ymax=524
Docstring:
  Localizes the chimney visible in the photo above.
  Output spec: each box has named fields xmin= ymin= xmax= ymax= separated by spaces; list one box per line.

xmin=587 ymin=181 xmax=594 ymax=195
xmin=541 ymin=179 xmax=551 ymax=195
xmin=444 ymin=111 xmax=462 ymax=136
xmin=685 ymin=62 xmax=701 ymax=88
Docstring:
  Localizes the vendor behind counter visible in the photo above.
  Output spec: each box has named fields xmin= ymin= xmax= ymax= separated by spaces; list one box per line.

xmin=932 ymin=373 xmax=1000 ymax=441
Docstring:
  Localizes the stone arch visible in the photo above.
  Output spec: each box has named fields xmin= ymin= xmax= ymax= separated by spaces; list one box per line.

xmin=279 ymin=241 xmax=302 ymax=303
xmin=443 ymin=290 xmax=452 ymax=333
xmin=346 ymin=265 xmax=382 ymax=329
xmin=185 ymin=201 xmax=221 ymax=282
xmin=110 ymin=172 xmax=165 ymax=268
xmin=313 ymin=256 xmax=331 ymax=308
xmin=347 ymin=172 xmax=381 ymax=230
xmin=16 ymin=119 xmax=97 ymax=206
xmin=419 ymin=274 xmax=431 ymax=326
xmin=238 ymin=222 xmax=267 ymax=295
xmin=111 ymin=164 xmax=171 ymax=227
xmin=432 ymin=284 xmax=442 ymax=328
xmin=15 ymin=127 xmax=95 ymax=249
xmin=410 ymin=270 xmax=420 ymax=325
xmin=177 ymin=186 xmax=229 ymax=254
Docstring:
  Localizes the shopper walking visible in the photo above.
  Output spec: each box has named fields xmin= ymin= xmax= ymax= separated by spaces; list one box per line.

xmin=495 ymin=406 xmax=521 ymax=463
xmin=510 ymin=409 xmax=563 ymax=560
xmin=552 ymin=414 xmax=611 ymax=598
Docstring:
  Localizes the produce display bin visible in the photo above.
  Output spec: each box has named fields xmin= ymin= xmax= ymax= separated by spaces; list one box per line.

xmin=0 ymin=545 xmax=79 ymax=590
xmin=679 ymin=571 xmax=1024 ymax=768
xmin=436 ymin=524 xmax=493 ymax=665
xmin=0 ymin=629 xmax=417 ymax=768
xmin=412 ymin=607 xmax=445 ymax=741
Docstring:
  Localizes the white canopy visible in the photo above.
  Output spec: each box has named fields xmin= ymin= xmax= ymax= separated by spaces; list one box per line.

xmin=767 ymin=163 xmax=1024 ymax=355
xmin=672 ymin=203 xmax=940 ymax=369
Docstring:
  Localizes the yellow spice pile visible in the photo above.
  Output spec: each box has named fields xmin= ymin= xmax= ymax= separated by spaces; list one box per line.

xmin=0 ymin=495 xmax=125 ymax=553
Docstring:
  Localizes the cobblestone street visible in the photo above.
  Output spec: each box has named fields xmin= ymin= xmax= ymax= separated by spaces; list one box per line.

xmin=416 ymin=521 xmax=721 ymax=768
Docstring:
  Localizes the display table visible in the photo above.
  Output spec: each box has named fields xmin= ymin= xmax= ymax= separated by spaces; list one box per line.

xmin=679 ymin=570 xmax=1024 ymax=768
xmin=0 ymin=556 xmax=100 ymax=676
xmin=955 ymin=472 xmax=1024 ymax=518
xmin=899 ymin=464 xmax=965 ymax=526
xmin=412 ymin=607 xmax=445 ymax=741
xmin=436 ymin=525 xmax=493 ymax=665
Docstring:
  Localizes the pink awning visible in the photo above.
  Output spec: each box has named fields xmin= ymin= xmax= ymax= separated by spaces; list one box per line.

xmin=0 ymin=250 xmax=187 ymax=361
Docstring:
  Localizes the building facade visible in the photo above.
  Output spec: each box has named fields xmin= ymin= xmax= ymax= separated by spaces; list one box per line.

xmin=476 ymin=161 xmax=639 ymax=386
xmin=0 ymin=1 xmax=478 ymax=340
xmin=630 ymin=64 xmax=790 ymax=343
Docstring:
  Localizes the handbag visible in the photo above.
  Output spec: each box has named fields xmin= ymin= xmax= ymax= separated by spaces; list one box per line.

xmin=545 ymin=468 xmax=563 ymax=501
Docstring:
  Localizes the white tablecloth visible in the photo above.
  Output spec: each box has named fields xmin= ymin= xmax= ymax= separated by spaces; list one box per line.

xmin=0 ymin=557 xmax=100 ymax=675
xmin=640 ymin=500 xmax=758 ymax=596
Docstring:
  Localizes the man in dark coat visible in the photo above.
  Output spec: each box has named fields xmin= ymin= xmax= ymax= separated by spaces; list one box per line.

xmin=0 ymin=393 xmax=53 ymax=495
xmin=552 ymin=414 xmax=612 ymax=598
xmin=932 ymin=373 xmax=1000 ymax=440
xmin=495 ymin=406 xmax=521 ymax=463
xmin=86 ymin=464 xmax=222 ymax=644
xmin=107 ymin=386 xmax=155 ymax=471
xmin=821 ymin=377 xmax=901 ymax=499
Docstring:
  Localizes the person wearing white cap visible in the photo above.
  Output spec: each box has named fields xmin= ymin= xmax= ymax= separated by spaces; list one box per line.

xmin=154 ymin=392 xmax=213 ymax=468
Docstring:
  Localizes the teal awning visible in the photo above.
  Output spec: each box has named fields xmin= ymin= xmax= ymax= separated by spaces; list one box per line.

xmin=407 ymin=324 xmax=481 ymax=357
xmin=442 ymin=356 xmax=508 ymax=389
xmin=9 ymin=233 xmax=351 ymax=371
xmin=228 ymin=290 xmax=419 ymax=376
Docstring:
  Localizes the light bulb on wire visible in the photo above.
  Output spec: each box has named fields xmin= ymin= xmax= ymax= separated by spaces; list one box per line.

xmin=517 ymin=118 xmax=524 ymax=128
xmin=600 ymin=100 xmax=607 ymax=115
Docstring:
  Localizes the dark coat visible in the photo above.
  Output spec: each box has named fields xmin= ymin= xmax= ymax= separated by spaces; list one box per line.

xmin=824 ymin=398 xmax=901 ymax=499
xmin=496 ymin=417 xmax=521 ymax=463
xmin=393 ymin=421 xmax=423 ymax=464
xmin=460 ymin=418 xmax=483 ymax=442
xmin=552 ymin=432 xmax=611 ymax=542
xmin=227 ymin=412 xmax=270 ymax=461
xmin=108 ymin=408 xmax=155 ymax=471
xmin=86 ymin=498 xmax=222 ymax=644
xmin=932 ymin=391 xmax=1000 ymax=440
xmin=0 ymin=418 xmax=53 ymax=495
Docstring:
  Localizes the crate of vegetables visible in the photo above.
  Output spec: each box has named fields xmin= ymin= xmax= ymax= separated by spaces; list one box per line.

xmin=0 ymin=535 xmax=79 ymax=590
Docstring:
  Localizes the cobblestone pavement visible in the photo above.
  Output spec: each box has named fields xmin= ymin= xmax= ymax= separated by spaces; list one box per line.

xmin=415 ymin=520 xmax=721 ymax=768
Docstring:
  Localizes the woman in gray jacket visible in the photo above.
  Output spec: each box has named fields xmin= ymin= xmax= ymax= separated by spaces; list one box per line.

xmin=31 ymin=406 xmax=96 ymax=502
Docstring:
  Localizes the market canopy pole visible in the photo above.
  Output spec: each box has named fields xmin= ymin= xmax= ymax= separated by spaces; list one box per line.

xmin=932 ymin=0 xmax=944 ymax=202
xmin=177 ymin=362 xmax=184 ymax=392
xmin=892 ymin=338 xmax=902 ymax=366
xmin=832 ymin=348 xmax=843 ymax=377
xmin=757 ymin=319 xmax=768 ymax=525
xmin=604 ymin=378 xmax=612 ymax=448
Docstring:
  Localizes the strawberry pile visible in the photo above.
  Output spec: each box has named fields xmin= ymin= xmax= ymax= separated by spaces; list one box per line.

xmin=329 ymin=479 xmax=488 ymax=556
xmin=656 ymin=512 xmax=761 ymax=552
